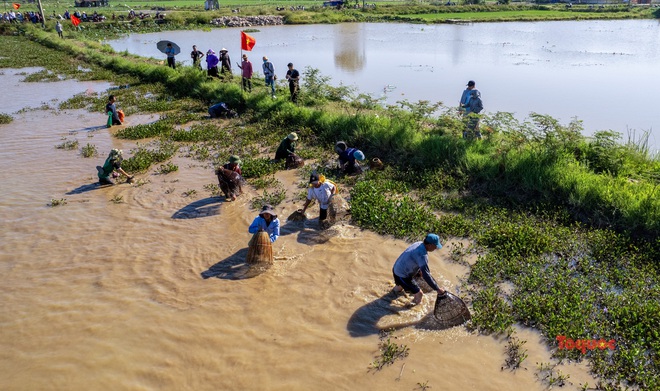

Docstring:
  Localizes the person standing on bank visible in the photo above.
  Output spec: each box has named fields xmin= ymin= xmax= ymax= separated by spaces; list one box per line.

xmin=248 ymin=204 xmax=281 ymax=243
xmin=285 ymin=62 xmax=300 ymax=104
xmin=459 ymin=80 xmax=476 ymax=115
xmin=238 ymin=54 xmax=253 ymax=92
xmin=219 ymin=48 xmax=232 ymax=79
xmin=191 ymin=45 xmax=204 ymax=70
xmin=300 ymin=172 xmax=337 ymax=222
xmin=165 ymin=43 xmax=177 ymax=69
xmin=206 ymin=49 xmax=219 ymax=78
xmin=55 ymin=21 xmax=63 ymax=38
xmin=262 ymin=56 xmax=276 ymax=97
xmin=392 ymin=233 xmax=447 ymax=306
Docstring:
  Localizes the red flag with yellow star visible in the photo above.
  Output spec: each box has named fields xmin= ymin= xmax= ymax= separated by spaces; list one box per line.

xmin=13 ymin=3 xmax=21 ymax=9
xmin=241 ymin=31 xmax=256 ymax=51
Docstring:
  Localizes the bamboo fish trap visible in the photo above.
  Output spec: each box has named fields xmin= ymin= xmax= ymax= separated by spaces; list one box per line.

xmin=433 ymin=292 xmax=471 ymax=329
xmin=246 ymin=231 xmax=273 ymax=265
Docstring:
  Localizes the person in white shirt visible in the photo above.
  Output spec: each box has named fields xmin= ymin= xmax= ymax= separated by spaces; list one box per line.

xmin=300 ymin=172 xmax=337 ymax=221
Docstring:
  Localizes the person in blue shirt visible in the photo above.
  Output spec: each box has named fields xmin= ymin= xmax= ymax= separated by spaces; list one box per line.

xmin=248 ymin=204 xmax=280 ymax=243
xmin=165 ymin=43 xmax=176 ymax=69
xmin=459 ymin=80 xmax=476 ymax=115
xmin=392 ymin=233 xmax=446 ymax=306
xmin=334 ymin=141 xmax=365 ymax=175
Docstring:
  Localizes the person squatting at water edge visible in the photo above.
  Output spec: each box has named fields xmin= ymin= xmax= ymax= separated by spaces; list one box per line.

xmin=248 ymin=204 xmax=281 ymax=243
xmin=334 ymin=141 xmax=366 ymax=175
xmin=216 ymin=155 xmax=243 ymax=201
xmin=97 ymin=149 xmax=134 ymax=185
xmin=275 ymin=132 xmax=298 ymax=161
xmin=392 ymin=233 xmax=447 ymax=306
xmin=299 ymin=172 xmax=337 ymax=222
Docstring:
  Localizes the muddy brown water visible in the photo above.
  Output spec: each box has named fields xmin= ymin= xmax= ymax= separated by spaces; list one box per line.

xmin=0 ymin=69 xmax=597 ymax=390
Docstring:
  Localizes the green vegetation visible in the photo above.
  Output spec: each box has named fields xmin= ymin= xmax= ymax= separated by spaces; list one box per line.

xmin=80 ymin=143 xmax=98 ymax=157
xmin=55 ymin=138 xmax=79 ymax=150
xmin=1 ymin=19 xmax=659 ymax=389
xmin=0 ymin=113 xmax=13 ymax=124
xmin=49 ymin=198 xmax=67 ymax=207
xmin=369 ymin=331 xmax=410 ymax=371
xmin=157 ymin=161 xmax=179 ymax=174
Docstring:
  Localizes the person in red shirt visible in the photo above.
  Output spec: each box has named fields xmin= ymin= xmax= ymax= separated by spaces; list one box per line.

xmin=238 ymin=54 xmax=253 ymax=92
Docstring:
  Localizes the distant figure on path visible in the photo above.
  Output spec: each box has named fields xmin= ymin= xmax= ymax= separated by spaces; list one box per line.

xmin=392 ymin=233 xmax=446 ymax=306
xmin=285 ymin=62 xmax=300 ymax=103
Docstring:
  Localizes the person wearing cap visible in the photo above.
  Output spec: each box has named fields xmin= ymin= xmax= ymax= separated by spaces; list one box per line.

xmin=300 ymin=173 xmax=337 ymax=222
xmin=97 ymin=149 xmax=134 ymax=185
xmin=392 ymin=234 xmax=447 ymax=306
xmin=275 ymin=132 xmax=298 ymax=161
xmin=285 ymin=62 xmax=300 ymax=103
xmin=459 ymin=80 xmax=477 ymax=115
xmin=206 ymin=49 xmax=219 ymax=78
xmin=262 ymin=56 xmax=276 ymax=97
xmin=191 ymin=45 xmax=204 ymax=70
xmin=248 ymin=204 xmax=281 ymax=243
xmin=334 ymin=141 xmax=365 ymax=175
xmin=223 ymin=155 xmax=242 ymax=175
xmin=238 ymin=54 xmax=253 ymax=92
xmin=219 ymin=48 xmax=232 ymax=79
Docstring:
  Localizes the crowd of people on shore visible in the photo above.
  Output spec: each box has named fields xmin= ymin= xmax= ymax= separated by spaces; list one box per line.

xmin=158 ymin=45 xmax=301 ymax=103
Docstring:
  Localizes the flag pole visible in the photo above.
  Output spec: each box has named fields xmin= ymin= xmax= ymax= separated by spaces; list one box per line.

xmin=36 ymin=0 xmax=46 ymax=28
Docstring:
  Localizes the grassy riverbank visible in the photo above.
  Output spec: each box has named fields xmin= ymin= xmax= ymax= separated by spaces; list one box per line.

xmin=14 ymin=0 xmax=660 ymax=37
xmin=1 ymin=25 xmax=659 ymax=390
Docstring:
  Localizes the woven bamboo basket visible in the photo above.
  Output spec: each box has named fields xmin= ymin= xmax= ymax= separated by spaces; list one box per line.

xmin=433 ymin=292 xmax=471 ymax=329
xmin=246 ymin=231 xmax=273 ymax=265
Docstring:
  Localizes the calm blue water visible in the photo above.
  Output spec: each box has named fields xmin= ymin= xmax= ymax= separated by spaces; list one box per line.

xmin=106 ymin=20 xmax=660 ymax=151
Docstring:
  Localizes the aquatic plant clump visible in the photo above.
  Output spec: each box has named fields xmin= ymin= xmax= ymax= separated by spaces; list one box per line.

xmin=0 ymin=113 xmax=13 ymax=124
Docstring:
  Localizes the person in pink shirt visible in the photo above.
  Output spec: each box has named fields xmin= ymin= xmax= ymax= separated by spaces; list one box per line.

xmin=238 ymin=54 xmax=253 ymax=92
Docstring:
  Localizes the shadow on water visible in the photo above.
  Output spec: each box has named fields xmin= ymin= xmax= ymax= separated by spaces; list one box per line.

xmin=65 ymin=182 xmax=111 ymax=195
xmin=347 ymin=292 xmax=455 ymax=337
xmin=200 ymin=248 xmax=271 ymax=280
xmin=172 ymin=197 xmax=223 ymax=219
xmin=347 ymin=292 xmax=407 ymax=337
